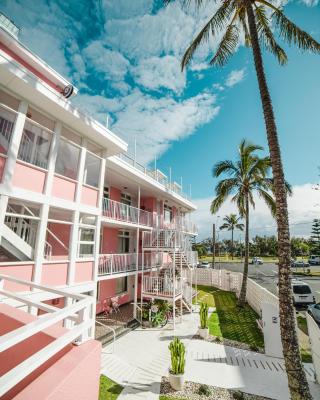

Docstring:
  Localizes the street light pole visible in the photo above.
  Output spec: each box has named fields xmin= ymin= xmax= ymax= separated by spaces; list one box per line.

xmin=212 ymin=223 xmax=215 ymax=269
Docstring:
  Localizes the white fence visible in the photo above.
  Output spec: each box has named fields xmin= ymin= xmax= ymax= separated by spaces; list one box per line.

xmin=307 ymin=313 xmax=320 ymax=382
xmin=187 ymin=268 xmax=278 ymax=317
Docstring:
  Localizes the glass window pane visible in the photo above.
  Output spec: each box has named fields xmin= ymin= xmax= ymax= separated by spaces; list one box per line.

xmin=18 ymin=120 xmax=52 ymax=169
xmin=84 ymin=153 xmax=100 ymax=187
xmin=79 ymin=243 xmax=94 ymax=257
xmin=0 ymin=107 xmax=15 ymax=155
xmin=116 ymin=277 xmax=127 ymax=295
xmin=55 ymin=139 xmax=80 ymax=180
xmin=79 ymin=228 xmax=95 ymax=241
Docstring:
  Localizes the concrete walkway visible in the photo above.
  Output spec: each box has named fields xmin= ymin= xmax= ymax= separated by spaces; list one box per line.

xmin=100 ymin=312 xmax=320 ymax=400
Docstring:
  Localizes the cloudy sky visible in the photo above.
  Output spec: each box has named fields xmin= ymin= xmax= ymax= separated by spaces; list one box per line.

xmin=1 ymin=0 xmax=320 ymax=239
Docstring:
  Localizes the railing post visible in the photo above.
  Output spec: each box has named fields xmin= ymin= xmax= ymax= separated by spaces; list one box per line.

xmin=111 ymin=255 xmax=113 ymax=275
xmin=75 ymin=303 xmax=90 ymax=345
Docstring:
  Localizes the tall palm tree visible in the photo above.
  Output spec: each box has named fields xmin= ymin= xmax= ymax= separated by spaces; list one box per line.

xmin=211 ymin=139 xmax=277 ymax=307
xmin=220 ymin=214 xmax=244 ymax=259
xmin=165 ymin=1 xmax=320 ymax=397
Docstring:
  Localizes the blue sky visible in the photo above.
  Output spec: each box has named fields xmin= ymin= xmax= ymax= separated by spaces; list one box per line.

xmin=1 ymin=0 xmax=320 ymax=238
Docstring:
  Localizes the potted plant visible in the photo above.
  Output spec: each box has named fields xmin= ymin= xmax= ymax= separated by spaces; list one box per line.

xmin=168 ymin=337 xmax=186 ymax=391
xmin=198 ymin=302 xmax=209 ymax=339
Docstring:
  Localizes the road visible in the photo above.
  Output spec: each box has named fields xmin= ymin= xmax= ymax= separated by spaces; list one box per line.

xmin=204 ymin=262 xmax=320 ymax=303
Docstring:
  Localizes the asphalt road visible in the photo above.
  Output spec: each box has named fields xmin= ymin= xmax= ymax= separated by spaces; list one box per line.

xmin=202 ymin=262 xmax=320 ymax=303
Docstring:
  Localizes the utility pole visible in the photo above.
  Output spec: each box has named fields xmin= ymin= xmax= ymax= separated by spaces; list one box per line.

xmin=212 ymin=223 xmax=215 ymax=269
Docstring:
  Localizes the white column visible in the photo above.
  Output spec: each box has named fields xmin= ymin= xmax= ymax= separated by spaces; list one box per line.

xmin=32 ymin=203 xmax=49 ymax=285
xmin=67 ymin=139 xmax=87 ymax=285
xmin=134 ymin=185 xmax=140 ymax=319
xmin=0 ymin=100 xmax=28 ymax=241
xmin=44 ymin=121 xmax=61 ymax=195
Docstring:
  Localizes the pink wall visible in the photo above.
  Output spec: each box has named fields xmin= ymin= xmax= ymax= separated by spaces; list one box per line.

xmin=101 ymin=227 xmax=118 ymax=253
xmin=47 ymin=223 xmax=70 ymax=258
xmin=81 ymin=185 xmax=98 ymax=207
xmin=51 ymin=175 xmax=76 ymax=202
xmin=41 ymin=262 xmax=68 ymax=286
xmin=0 ymin=304 xmax=101 ymax=400
xmin=109 ymin=186 xmax=121 ymax=202
xmin=96 ymin=278 xmax=129 ymax=313
xmin=0 ymin=155 xmax=6 ymax=181
xmin=12 ymin=162 xmax=46 ymax=193
xmin=0 ymin=264 xmax=33 ymax=291
xmin=74 ymin=261 xmax=93 ymax=283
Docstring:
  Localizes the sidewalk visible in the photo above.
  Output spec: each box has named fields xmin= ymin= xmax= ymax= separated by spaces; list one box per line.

xmin=100 ymin=311 xmax=320 ymax=400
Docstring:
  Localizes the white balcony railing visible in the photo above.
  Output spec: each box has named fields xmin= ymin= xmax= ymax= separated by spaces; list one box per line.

xmin=0 ymin=274 xmax=93 ymax=398
xmin=164 ymin=216 xmax=198 ymax=235
xmin=142 ymin=230 xmax=191 ymax=250
xmin=98 ymin=252 xmax=170 ymax=277
xmin=102 ymin=198 xmax=153 ymax=227
xmin=142 ymin=276 xmax=182 ymax=297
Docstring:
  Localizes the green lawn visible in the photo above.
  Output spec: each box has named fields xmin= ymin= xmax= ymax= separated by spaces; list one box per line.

xmin=194 ymin=285 xmax=264 ymax=348
xmin=99 ymin=375 xmax=123 ymax=400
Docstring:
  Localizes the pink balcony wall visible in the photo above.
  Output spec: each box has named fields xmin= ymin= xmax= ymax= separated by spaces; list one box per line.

xmin=0 ymin=155 xmax=6 ymax=181
xmin=41 ymin=262 xmax=68 ymax=286
xmin=81 ymin=185 xmax=98 ymax=207
xmin=96 ymin=278 xmax=129 ymax=314
xmin=46 ymin=223 xmax=70 ymax=259
xmin=101 ymin=227 xmax=118 ymax=253
xmin=51 ymin=175 xmax=76 ymax=202
xmin=12 ymin=162 xmax=46 ymax=193
xmin=0 ymin=304 xmax=101 ymax=400
xmin=0 ymin=263 xmax=33 ymax=291
xmin=74 ymin=260 xmax=93 ymax=283
xmin=109 ymin=186 xmax=121 ymax=202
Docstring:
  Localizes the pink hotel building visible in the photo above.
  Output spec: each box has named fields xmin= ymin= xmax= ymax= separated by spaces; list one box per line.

xmin=0 ymin=13 xmax=198 ymax=399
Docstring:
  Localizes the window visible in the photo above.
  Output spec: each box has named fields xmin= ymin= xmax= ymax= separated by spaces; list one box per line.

xmin=55 ymin=138 xmax=80 ymax=180
xmin=121 ymin=193 xmax=131 ymax=205
xmin=18 ymin=121 xmax=52 ymax=169
xmin=78 ymin=227 xmax=95 ymax=257
xmin=164 ymin=204 xmax=173 ymax=223
xmin=118 ymin=231 xmax=130 ymax=253
xmin=103 ymin=186 xmax=109 ymax=200
xmin=116 ymin=277 xmax=127 ymax=295
xmin=0 ymin=107 xmax=15 ymax=155
xmin=84 ymin=152 xmax=101 ymax=187
xmin=293 ymin=285 xmax=311 ymax=294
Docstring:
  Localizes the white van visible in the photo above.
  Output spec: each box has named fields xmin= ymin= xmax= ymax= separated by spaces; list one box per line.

xmin=291 ymin=280 xmax=315 ymax=307
xmin=308 ymin=255 xmax=320 ymax=266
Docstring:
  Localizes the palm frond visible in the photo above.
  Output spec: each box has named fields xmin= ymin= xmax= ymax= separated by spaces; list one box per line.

xmin=181 ymin=0 xmax=234 ymax=70
xmin=239 ymin=8 xmax=251 ymax=47
xmin=213 ymin=160 xmax=237 ymax=177
xmin=258 ymin=189 xmax=276 ymax=217
xmin=214 ymin=178 xmax=238 ymax=197
xmin=209 ymin=23 xmax=240 ymax=67
xmin=239 ymin=139 xmax=264 ymax=157
xmin=236 ymin=223 xmax=244 ymax=231
xmin=254 ymin=5 xmax=288 ymax=65
xmin=273 ymin=9 xmax=320 ymax=53
xmin=211 ymin=194 xmax=227 ymax=214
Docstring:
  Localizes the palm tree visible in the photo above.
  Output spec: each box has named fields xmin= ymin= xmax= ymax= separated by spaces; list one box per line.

xmin=211 ymin=139 xmax=277 ymax=307
xmin=165 ymin=1 xmax=320 ymax=397
xmin=220 ymin=214 xmax=244 ymax=260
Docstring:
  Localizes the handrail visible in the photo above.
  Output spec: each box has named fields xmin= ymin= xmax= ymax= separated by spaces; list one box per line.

xmin=95 ymin=320 xmax=115 ymax=353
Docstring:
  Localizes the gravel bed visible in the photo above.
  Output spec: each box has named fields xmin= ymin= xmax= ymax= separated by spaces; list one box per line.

xmin=160 ymin=377 xmax=273 ymax=400
xmin=192 ymin=334 xmax=265 ymax=354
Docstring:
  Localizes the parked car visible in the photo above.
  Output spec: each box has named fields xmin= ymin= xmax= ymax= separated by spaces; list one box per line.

xmin=291 ymin=260 xmax=309 ymax=268
xmin=198 ymin=261 xmax=210 ymax=269
xmin=291 ymin=280 xmax=315 ymax=307
xmin=250 ymin=257 xmax=263 ymax=265
xmin=307 ymin=303 xmax=320 ymax=323
xmin=308 ymin=255 xmax=320 ymax=266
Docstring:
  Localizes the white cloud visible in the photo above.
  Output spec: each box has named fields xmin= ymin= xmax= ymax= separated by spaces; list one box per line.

xmin=83 ymin=41 xmax=130 ymax=81
xmin=225 ymin=69 xmax=246 ymax=88
xmin=131 ymin=55 xmax=186 ymax=93
xmin=301 ymin=0 xmax=319 ymax=6
xmin=193 ymin=184 xmax=320 ymax=241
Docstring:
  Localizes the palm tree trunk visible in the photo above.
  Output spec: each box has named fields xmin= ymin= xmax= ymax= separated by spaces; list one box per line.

xmin=231 ymin=228 xmax=234 ymax=260
xmin=238 ymin=195 xmax=249 ymax=307
xmin=245 ymin=3 xmax=311 ymax=399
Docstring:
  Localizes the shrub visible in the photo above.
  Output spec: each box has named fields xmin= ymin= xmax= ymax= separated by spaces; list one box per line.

xmin=233 ymin=390 xmax=244 ymax=400
xmin=200 ymin=302 xmax=209 ymax=329
xmin=169 ymin=337 xmax=186 ymax=375
xmin=197 ymin=384 xmax=211 ymax=396
xmin=215 ymin=336 xmax=221 ymax=343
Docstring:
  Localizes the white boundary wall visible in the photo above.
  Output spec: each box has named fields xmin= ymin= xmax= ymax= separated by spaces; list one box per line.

xmin=187 ymin=269 xmax=278 ymax=317
xmin=307 ymin=313 xmax=320 ymax=382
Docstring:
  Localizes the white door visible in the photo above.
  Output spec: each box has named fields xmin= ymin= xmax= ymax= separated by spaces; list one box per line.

xmin=262 ymin=302 xmax=283 ymax=358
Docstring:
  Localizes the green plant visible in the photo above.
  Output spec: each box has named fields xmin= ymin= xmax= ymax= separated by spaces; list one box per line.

xmin=151 ymin=311 xmax=165 ymax=327
xmin=197 ymin=384 xmax=211 ymax=396
xmin=200 ymin=302 xmax=209 ymax=329
xmin=232 ymin=391 xmax=244 ymax=400
xmin=215 ymin=336 xmax=221 ymax=343
xmin=169 ymin=337 xmax=185 ymax=375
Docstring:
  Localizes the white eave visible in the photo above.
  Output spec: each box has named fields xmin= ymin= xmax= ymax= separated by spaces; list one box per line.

xmin=0 ymin=46 xmax=127 ymax=156
xmin=107 ymin=156 xmax=197 ymax=211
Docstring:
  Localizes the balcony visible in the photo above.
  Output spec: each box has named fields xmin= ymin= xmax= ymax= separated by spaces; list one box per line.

xmin=102 ymin=198 xmax=154 ymax=227
xmin=98 ymin=252 xmax=170 ymax=277
xmin=142 ymin=276 xmax=182 ymax=298
xmin=164 ymin=216 xmax=198 ymax=235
